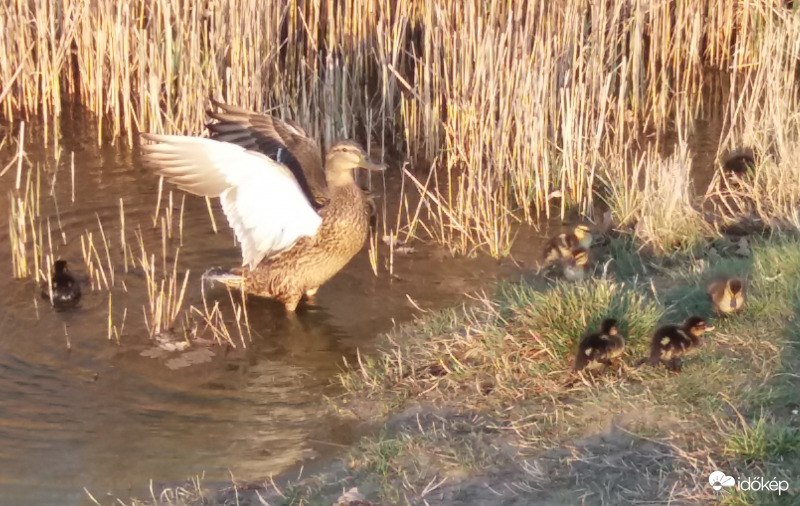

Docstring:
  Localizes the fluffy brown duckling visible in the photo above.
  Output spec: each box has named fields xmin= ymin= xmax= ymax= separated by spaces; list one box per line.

xmin=574 ymin=318 xmax=625 ymax=372
xmin=542 ymin=225 xmax=592 ymax=266
xmin=560 ymin=247 xmax=590 ymax=282
xmin=648 ymin=315 xmax=714 ymax=372
xmin=707 ymin=276 xmax=745 ymax=315
xmin=42 ymin=260 xmax=81 ymax=307
xmin=721 ymin=148 xmax=755 ymax=177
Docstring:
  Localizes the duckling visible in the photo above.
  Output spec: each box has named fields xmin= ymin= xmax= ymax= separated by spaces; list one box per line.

xmin=721 ymin=148 xmax=755 ymax=177
xmin=648 ymin=315 xmax=714 ymax=371
xmin=542 ymin=225 xmax=593 ymax=266
xmin=560 ymin=247 xmax=590 ymax=282
xmin=707 ymin=276 xmax=745 ymax=315
xmin=42 ymin=260 xmax=81 ymax=306
xmin=574 ymin=318 xmax=625 ymax=372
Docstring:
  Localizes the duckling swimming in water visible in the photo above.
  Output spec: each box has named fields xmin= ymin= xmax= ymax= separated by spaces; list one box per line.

xmin=707 ymin=276 xmax=745 ymax=315
xmin=542 ymin=225 xmax=592 ymax=266
xmin=574 ymin=318 xmax=625 ymax=372
xmin=560 ymin=247 xmax=590 ymax=282
xmin=42 ymin=260 xmax=81 ymax=306
xmin=649 ymin=315 xmax=714 ymax=372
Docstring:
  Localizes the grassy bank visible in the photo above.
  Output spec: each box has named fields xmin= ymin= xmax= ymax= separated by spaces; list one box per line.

xmin=110 ymin=234 xmax=800 ymax=505
xmin=3 ymin=1 xmax=800 ymax=257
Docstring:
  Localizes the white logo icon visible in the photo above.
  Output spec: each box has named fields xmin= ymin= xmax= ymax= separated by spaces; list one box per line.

xmin=709 ymin=471 xmax=736 ymax=490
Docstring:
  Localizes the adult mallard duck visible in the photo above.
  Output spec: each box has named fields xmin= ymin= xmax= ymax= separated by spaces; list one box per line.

xmin=141 ymin=102 xmax=385 ymax=312
xmin=648 ymin=315 xmax=714 ymax=371
xmin=707 ymin=276 xmax=745 ymax=315
xmin=42 ymin=259 xmax=81 ymax=307
xmin=542 ymin=225 xmax=592 ymax=266
xmin=573 ymin=318 xmax=625 ymax=372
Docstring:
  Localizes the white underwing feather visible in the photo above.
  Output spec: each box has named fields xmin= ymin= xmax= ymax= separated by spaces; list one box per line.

xmin=142 ymin=134 xmax=322 ymax=268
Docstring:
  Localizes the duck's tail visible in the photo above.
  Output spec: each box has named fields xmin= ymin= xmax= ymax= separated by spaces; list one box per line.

xmin=202 ymin=267 xmax=245 ymax=289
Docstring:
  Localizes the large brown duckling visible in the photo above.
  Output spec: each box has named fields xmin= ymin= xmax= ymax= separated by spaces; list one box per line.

xmin=542 ymin=225 xmax=592 ymax=266
xmin=41 ymin=260 xmax=81 ymax=307
xmin=574 ymin=318 xmax=625 ymax=372
xmin=649 ymin=316 xmax=714 ymax=372
xmin=707 ymin=276 xmax=745 ymax=315
xmin=560 ymin=247 xmax=590 ymax=282
xmin=141 ymin=101 xmax=385 ymax=312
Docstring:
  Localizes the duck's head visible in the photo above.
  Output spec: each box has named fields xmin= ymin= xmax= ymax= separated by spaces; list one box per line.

xmin=573 ymin=225 xmax=593 ymax=248
xmin=683 ymin=315 xmax=714 ymax=337
xmin=600 ymin=318 xmax=618 ymax=336
xmin=54 ymin=259 xmax=68 ymax=275
xmin=325 ymin=141 xmax=385 ymax=187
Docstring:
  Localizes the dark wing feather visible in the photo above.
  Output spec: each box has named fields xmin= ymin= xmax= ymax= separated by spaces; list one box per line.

xmin=205 ymin=99 xmax=329 ymax=209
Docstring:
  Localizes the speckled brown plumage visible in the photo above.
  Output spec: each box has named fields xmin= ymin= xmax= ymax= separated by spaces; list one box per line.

xmin=228 ymin=184 xmax=371 ymax=311
xmin=142 ymin=101 xmax=384 ymax=313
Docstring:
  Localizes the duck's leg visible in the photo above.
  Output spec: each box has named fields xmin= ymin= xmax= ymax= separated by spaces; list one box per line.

xmin=282 ymin=292 xmax=303 ymax=313
xmin=304 ymin=287 xmax=319 ymax=303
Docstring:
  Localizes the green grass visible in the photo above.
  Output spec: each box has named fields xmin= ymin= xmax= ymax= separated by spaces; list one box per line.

xmin=331 ymin=234 xmax=800 ymax=504
xmin=726 ymin=417 xmax=800 ymax=462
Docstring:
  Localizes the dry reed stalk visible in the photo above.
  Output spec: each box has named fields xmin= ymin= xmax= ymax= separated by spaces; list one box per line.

xmin=706 ymin=11 xmax=800 ymax=233
xmin=190 ymin=284 xmax=234 ymax=347
xmin=609 ymin=139 xmax=713 ymax=254
xmin=8 ymin=161 xmax=45 ymax=280
xmin=136 ymin=229 xmax=190 ymax=338
xmin=79 ymin=217 xmax=117 ymax=292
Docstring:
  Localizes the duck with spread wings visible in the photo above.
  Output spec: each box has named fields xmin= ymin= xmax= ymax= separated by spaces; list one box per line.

xmin=140 ymin=100 xmax=385 ymax=312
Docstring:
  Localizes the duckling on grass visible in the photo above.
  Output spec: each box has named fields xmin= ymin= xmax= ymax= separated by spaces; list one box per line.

xmin=542 ymin=225 xmax=592 ymax=266
xmin=649 ymin=315 xmax=714 ymax=372
xmin=559 ymin=247 xmax=590 ymax=282
xmin=707 ymin=276 xmax=745 ymax=315
xmin=42 ymin=260 xmax=81 ymax=307
xmin=574 ymin=318 xmax=625 ymax=372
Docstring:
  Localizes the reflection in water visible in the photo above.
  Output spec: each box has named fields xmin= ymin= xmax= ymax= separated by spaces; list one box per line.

xmin=0 ymin=112 xmax=534 ymax=505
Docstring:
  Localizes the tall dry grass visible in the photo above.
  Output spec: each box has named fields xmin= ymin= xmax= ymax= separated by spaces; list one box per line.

xmin=706 ymin=7 xmax=800 ymax=233
xmin=1 ymin=0 xmax=798 ymax=255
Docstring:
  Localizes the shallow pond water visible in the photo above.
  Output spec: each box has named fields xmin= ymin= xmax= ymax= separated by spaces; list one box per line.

xmin=0 ymin=111 xmax=550 ymax=506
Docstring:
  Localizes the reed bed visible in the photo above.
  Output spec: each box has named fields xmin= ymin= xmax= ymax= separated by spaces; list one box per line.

xmin=1 ymin=0 xmax=798 ymax=256
xmin=706 ymin=8 xmax=800 ymax=233
xmin=602 ymin=139 xmax=712 ymax=255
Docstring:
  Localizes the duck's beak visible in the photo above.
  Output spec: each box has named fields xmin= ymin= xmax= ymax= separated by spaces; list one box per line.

xmin=358 ymin=155 xmax=386 ymax=171
xmin=704 ymin=325 xmax=716 ymax=332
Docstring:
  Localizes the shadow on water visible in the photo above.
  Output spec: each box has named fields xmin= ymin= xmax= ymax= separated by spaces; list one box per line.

xmin=0 ymin=110 xmax=546 ymax=506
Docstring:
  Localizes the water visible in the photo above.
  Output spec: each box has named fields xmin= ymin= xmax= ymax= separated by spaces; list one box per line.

xmin=0 ymin=111 xmax=541 ymax=506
